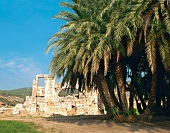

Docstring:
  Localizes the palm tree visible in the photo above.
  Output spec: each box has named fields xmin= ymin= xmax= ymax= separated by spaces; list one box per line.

xmin=109 ymin=0 xmax=170 ymax=117
xmin=46 ymin=0 xmax=118 ymax=116
xmin=46 ymin=0 xmax=170 ymax=120
xmin=103 ymin=0 xmax=143 ymax=112
xmin=104 ymin=0 xmax=170 ymax=115
xmin=136 ymin=1 xmax=170 ymax=117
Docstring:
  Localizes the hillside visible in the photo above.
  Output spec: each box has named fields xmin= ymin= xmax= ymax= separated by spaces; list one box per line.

xmin=0 ymin=88 xmax=32 ymax=107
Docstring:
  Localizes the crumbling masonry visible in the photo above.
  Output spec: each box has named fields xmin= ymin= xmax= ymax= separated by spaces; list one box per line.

xmin=22 ymin=74 xmax=99 ymax=116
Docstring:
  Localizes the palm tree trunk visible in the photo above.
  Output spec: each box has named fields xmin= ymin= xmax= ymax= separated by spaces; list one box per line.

xmin=95 ymin=69 xmax=116 ymax=114
xmin=148 ymin=73 xmax=157 ymax=110
xmin=129 ymin=91 xmax=134 ymax=109
xmin=129 ymin=64 xmax=138 ymax=109
xmin=138 ymin=94 xmax=146 ymax=110
xmin=94 ymin=77 xmax=113 ymax=118
xmin=110 ymin=89 xmax=121 ymax=109
xmin=139 ymin=73 xmax=157 ymax=120
xmin=167 ymin=96 xmax=170 ymax=113
xmin=115 ymin=57 xmax=128 ymax=112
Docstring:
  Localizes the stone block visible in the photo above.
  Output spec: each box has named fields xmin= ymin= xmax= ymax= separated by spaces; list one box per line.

xmin=13 ymin=108 xmax=20 ymax=115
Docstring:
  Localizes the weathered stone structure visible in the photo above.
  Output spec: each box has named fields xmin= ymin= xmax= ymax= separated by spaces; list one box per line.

xmin=22 ymin=74 xmax=98 ymax=116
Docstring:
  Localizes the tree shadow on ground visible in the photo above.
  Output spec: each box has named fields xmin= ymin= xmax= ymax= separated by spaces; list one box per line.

xmin=47 ymin=115 xmax=113 ymax=127
xmin=46 ymin=115 xmax=170 ymax=133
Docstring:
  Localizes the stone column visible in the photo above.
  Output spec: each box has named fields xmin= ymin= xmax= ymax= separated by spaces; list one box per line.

xmin=31 ymin=79 xmax=38 ymax=114
xmin=44 ymin=76 xmax=56 ymax=116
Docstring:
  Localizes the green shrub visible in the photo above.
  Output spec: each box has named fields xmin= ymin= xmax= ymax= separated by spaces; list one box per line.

xmin=111 ymin=108 xmax=140 ymax=123
xmin=125 ymin=108 xmax=140 ymax=117
xmin=111 ymin=107 xmax=122 ymax=116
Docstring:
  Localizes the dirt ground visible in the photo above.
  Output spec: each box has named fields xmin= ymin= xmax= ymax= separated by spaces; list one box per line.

xmin=0 ymin=111 xmax=170 ymax=133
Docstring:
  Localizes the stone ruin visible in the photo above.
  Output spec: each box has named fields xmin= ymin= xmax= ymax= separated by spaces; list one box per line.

xmin=14 ymin=74 xmax=99 ymax=117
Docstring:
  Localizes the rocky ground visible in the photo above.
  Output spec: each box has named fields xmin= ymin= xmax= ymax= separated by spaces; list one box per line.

xmin=0 ymin=110 xmax=170 ymax=133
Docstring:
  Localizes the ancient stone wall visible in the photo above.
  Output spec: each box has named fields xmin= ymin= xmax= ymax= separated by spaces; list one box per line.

xmin=22 ymin=74 xmax=99 ymax=117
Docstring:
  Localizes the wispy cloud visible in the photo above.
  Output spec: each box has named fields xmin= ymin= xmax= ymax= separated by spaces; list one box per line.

xmin=0 ymin=57 xmax=42 ymax=89
xmin=5 ymin=61 xmax=16 ymax=68
xmin=0 ymin=57 xmax=41 ymax=76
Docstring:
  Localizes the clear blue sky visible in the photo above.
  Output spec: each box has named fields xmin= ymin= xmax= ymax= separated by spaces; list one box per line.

xmin=0 ymin=0 xmax=68 ymax=90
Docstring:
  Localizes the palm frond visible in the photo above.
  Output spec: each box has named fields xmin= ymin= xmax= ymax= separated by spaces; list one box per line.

xmin=159 ymin=32 xmax=170 ymax=70
xmin=60 ymin=1 xmax=74 ymax=9
xmin=127 ymin=40 xmax=134 ymax=57
xmin=145 ymin=28 xmax=157 ymax=74
xmin=53 ymin=11 xmax=79 ymax=21
xmin=104 ymin=44 xmax=111 ymax=76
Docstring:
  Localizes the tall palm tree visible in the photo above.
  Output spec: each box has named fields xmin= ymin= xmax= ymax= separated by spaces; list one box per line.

xmin=46 ymin=0 xmax=170 ymax=120
xmin=103 ymin=0 xmax=144 ymax=112
xmin=109 ymin=0 xmax=170 ymax=116
xmin=46 ymin=0 xmax=118 ymax=116
xmin=133 ymin=1 xmax=170 ymax=116
xmin=104 ymin=0 xmax=170 ymax=114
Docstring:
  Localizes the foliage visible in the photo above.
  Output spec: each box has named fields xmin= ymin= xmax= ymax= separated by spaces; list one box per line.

xmin=47 ymin=0 xmax=170 ymax=121
xmin=112 ymin=108 xmax=139 ymax=123
xmin=0 ymin=88 xmax=32 ymax=99
xmin=0 ymin=88 xmax=32 ymax=106
xmin=125 ymin=108 xmax=140 ymax=117
xmin=58 ymin=89 xmax=78 ymax=97
xmin=111 ymin=107 xmax=123 ymax=116
xmin=0 ymin=120 xmax=42 ymax=133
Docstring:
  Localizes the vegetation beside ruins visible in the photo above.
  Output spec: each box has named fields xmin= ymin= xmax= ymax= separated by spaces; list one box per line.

xmin=46 ymin=0 xmax=170 ymax=122
xmin=0 ymin=88 xmax=32 ymax=98
xmin=0 ymin=88 xmax=31 ymax=106
xmin=0 ymin=120 xmax=42 ymax=133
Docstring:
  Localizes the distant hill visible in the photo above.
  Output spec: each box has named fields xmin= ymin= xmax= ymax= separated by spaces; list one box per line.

xmin=0 ymin=88 xmax=32 ymax=107
xmin=0 ymin=88 xmax=32 ymax=98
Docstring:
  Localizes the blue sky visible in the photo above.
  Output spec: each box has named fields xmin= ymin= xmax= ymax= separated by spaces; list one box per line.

xmin=0 ymin=0 xmax=68 ymax=90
